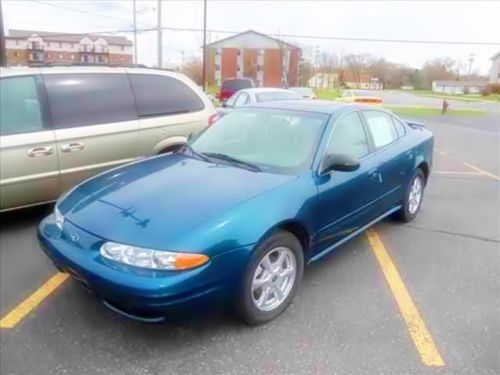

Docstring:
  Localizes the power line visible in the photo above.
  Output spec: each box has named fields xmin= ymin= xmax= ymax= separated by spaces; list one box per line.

xmin=161 ymin=26 xmax=500 ymax=46
xmin=27 ymin=0 xmax=154 ymax=28
xmin=16 ymin=0 xmax=500 ymax=46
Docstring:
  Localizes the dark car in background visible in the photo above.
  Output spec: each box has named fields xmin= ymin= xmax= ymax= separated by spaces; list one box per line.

xmin=216 ymin=78 xmax=255 ymax=102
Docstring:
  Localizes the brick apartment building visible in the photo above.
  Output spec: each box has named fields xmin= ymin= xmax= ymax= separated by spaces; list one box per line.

xmin=206 ymin=30 xmax=301 ymax=88
xmin=5 ymin=29 xmax=133 ymax=66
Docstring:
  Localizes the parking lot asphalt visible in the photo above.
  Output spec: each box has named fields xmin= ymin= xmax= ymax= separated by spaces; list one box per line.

xmin=1 ymin=114 xmax=499 ymax=375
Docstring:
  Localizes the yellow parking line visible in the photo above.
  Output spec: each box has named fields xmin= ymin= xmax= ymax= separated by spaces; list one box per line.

xmin=463 ymin=162 xmax=500 ymax=181
xmin=0 ymin=272 xmax=69 ymax=329
xmin=366 ymin=229 xmax=445 ymax=367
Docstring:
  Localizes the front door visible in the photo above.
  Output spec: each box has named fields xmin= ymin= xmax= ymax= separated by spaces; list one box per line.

xmin=0 ymin=74 xmax=60 ymax=210
xmin=312 ymin=111 xmax=382 ymax=254
xmin=43 ymin=72 xmax=140 ymax=192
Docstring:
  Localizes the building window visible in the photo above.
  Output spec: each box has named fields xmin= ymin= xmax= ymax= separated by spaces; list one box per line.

xmin=46 ymin=41 xmax=51 ymax=47
xmin=70 ymin=54 xmax=74 ymax=60
xmin=237 ymin=50 xmax=241 ymax=56
xmin=215 ymin=49 xmax=220 ymax=56
xmin=215 ymin=64 xmax=221 ymax=71
xmin=71 ymin=43 xmax=74 ymax=48
xmin=237 ymin=66 xmax=241 ymax=71
xmin=121 ymin=45 xmax=124 ymax=51
xmin=58 ymin=54 xmax=63 ymax=59
xmin=15 ymin=40 xmax=19 ymax=46
xmin=257 ymin=65 xmax=262 ymax=72
xmin=58 ymin=42 xmax=62 ymax=48
xmin=96 ymin=55 xmax=107 ymax=64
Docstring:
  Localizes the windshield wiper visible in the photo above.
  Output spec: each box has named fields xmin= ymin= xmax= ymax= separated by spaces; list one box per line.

xmin=202 ymin=152 xmax=262 ymax=172
xmin=177 ymin=144 xmax=212 ymax=163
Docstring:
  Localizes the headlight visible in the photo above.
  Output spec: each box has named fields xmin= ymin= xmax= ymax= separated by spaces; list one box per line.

xmin=54 ymin=205 xmax=64 ymax=230
xmin=100 ymin=242 xmax=209 ymax=270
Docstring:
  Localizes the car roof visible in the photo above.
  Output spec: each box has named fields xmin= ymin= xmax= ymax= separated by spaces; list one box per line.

xmin=247 ymin=99 xmax=355 ymax=114
xmin=0 ymin=65 xmax=183 ymax=78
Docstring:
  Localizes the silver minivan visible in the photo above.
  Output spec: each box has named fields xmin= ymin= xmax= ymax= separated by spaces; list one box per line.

xmin=0 ymin=66 xmax=217 ymax=211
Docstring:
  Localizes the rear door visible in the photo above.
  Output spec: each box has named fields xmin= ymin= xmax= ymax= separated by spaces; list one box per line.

xmin=0 ymin=73 xmax=60 ymax=210
xmin=127 ymin=72 xmax=209 ymax=155
xmin=361 ymin=110 xmax=412 ymax=211
xmin=43 ymin=71 xmax=140 ymax=192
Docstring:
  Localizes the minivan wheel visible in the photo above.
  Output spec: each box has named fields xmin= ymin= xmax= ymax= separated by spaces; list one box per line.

xmin=238 ymin=231 xmax=304 ymax=325
xmin=395 ymin=168 xmax=426 ymax=222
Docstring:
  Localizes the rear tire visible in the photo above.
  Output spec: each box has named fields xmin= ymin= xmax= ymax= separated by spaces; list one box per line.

xmin=238 ymin=231 xmax=304 ymax=325
xmin=395 ymin=169 xmax=426 ymax=222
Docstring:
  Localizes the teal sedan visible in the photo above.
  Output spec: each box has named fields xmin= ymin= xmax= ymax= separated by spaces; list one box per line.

xmin=38 ymin=101 xmax=433 ymax=324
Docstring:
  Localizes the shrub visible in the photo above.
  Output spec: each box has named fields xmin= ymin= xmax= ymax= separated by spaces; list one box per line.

xmin=481 ymin=87 xmax=491 ymax=96
xmin=488 ymin=83 xmax=500 ymax=94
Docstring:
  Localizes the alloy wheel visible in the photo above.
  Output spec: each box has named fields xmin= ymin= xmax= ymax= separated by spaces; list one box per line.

xmin=251 ymin=247 xmax=297 ymax=312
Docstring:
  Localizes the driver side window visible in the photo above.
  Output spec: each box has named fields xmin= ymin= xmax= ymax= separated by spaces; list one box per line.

xmin=325 ymin=111 xmax=369 ymax=159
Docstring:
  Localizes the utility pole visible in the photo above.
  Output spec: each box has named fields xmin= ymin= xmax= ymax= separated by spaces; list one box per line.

xmin=133 ymin=0 xmax=137 ymax=64
xmin=201 ymin=0 xmax=207 ymax=91
xmin=467 ymin=53 xmax=475 ymax=81
xmin=314 ymin=45 xmax=320 ymax=88
xmin=0 ymin=0 xmax=6 ymax=66
xmin=157 ymin=0 xmax=162 ymax=68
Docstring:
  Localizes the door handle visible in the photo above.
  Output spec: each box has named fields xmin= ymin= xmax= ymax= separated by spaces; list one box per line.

xmin=27 ymin=146 xmax=53 ymax=157
xmin=368 ymin=168 xmax=383 ymax=183
xmin=61 ymin=142 xmax=84 ymax=153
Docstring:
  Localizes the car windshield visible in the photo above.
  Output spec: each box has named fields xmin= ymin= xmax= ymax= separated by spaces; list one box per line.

xmin=189 ymin=109 xmax=328 ymax=174
xmin=222 ymin=79 xmax=253 ymax=91
xmin=256 ymin=91 xmax=301 ymax=102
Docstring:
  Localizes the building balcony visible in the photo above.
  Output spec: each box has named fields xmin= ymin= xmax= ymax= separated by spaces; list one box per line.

xmin=79 ymin=46 xmax=109 ymax=54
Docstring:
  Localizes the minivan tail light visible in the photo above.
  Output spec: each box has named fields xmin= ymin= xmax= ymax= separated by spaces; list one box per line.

xmin=208 ymin=113 xmax=219 ymax=126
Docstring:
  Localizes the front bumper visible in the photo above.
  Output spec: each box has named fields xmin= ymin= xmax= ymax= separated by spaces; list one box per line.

xmin=38 ymin=215 xmax=252 ymax=322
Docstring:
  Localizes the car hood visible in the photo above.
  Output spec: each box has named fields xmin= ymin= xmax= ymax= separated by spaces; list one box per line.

xmin=59 ymin=154 xmax=295 ymax=250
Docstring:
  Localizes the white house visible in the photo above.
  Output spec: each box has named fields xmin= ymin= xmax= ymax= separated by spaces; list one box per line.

xmin=432 ymin=80 xmax=488 ymax=94
xmin=490 ymin=51 xmax=500 ymax=84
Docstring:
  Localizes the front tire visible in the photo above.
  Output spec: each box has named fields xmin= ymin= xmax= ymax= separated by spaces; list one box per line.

xmin=238 ymin=231 xmax=304 ymax=325
xmin=396 ymin=168 xmax=426 ymax=222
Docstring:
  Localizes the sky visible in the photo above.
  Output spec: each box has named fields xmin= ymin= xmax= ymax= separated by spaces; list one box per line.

xmin=3 ymin=0 xmax=500 ymax=75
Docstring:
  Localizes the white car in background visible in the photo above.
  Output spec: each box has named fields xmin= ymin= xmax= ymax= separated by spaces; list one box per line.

xmin=289 ymin=87 xmax=317 ymax=99
xmin=217 ymin=88 xmax=302 ymax=117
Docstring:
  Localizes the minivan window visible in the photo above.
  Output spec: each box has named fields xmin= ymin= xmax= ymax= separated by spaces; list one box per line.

xmin=0 ymin=76 xmax=44 ymax=136
xmin=364 ymin=111 xmax=398 ymax=149
xmin=44 ymin=73 xmax=137 ymax=128
xmin=128 ymin=74 xmax=204 ymax=117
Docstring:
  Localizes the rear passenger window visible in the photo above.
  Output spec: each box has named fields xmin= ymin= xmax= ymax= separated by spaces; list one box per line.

xmin=128 ymin=74 xmax=204 ymax=117
xmin=364 ymin=111 xmax=398 ymax=149
xmin=392 ymin=117 xmax=407 ymax=138
xmin=0 ymin=76 xmax=44 ymax=136
xmin=44 ymin=73 xmax=137 ymax=128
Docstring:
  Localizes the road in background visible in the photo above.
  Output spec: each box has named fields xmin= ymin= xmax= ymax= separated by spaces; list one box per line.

xmin=367 ymin=90 xmax=500 ymax=112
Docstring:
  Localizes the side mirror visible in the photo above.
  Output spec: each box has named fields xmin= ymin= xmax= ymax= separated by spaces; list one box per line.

xmin=321 ymin=153 xmax=360 ymax=174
